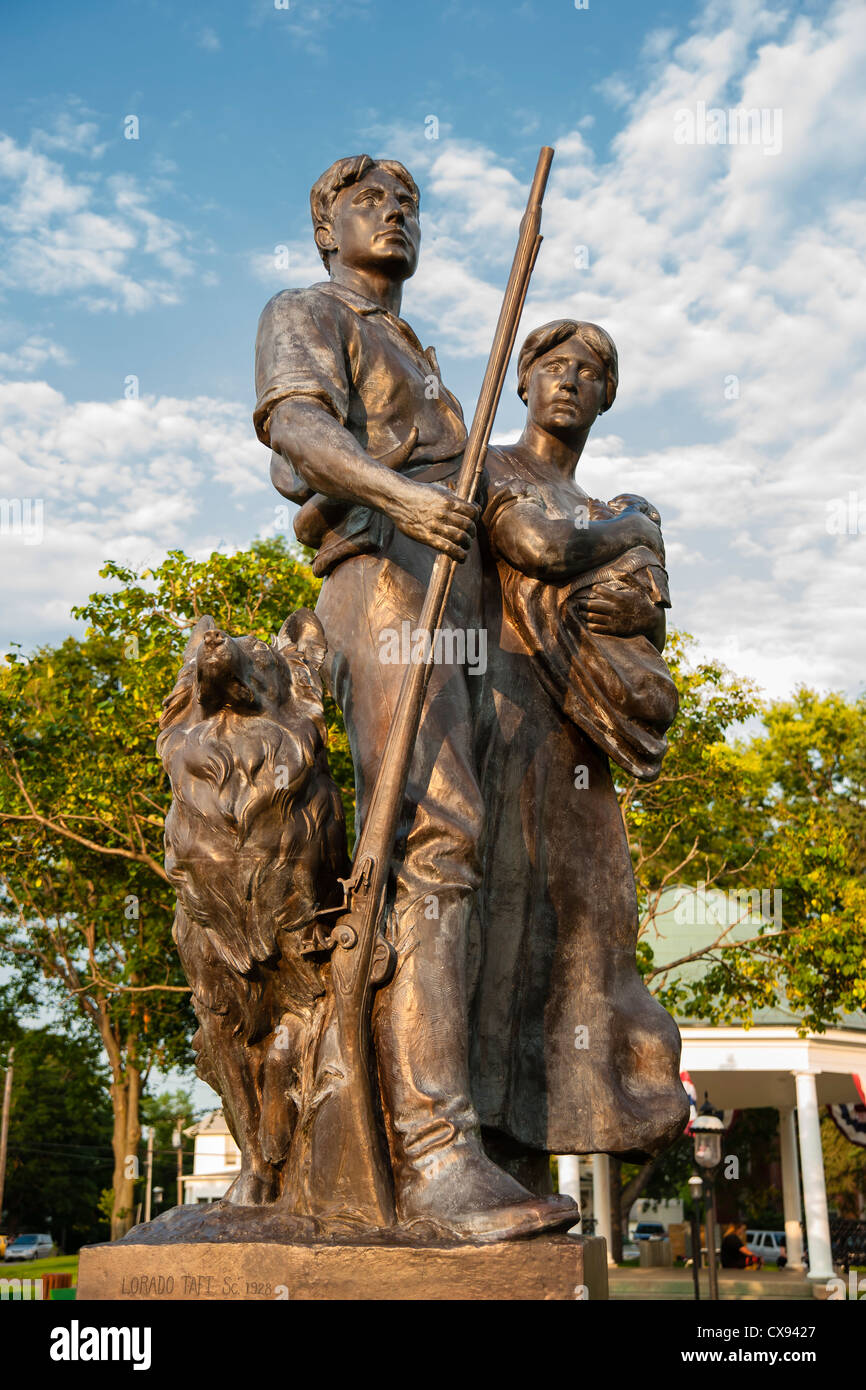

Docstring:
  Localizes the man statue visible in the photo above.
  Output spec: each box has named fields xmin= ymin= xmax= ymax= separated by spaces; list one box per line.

xmin=254 ymin=155 xmax=576 ymax=1241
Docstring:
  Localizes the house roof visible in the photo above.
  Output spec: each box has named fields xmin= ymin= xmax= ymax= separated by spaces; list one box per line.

xmin=183 ymin=1109 xmax=230 ymax=1138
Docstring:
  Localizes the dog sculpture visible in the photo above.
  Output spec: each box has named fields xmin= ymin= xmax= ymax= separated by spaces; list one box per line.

xmin=157 ymin=608 xmax=349 ymax=1204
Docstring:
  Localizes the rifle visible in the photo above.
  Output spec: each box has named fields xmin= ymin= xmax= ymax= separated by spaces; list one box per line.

xmin=306 ymin=147 xmax=555 ymax=1226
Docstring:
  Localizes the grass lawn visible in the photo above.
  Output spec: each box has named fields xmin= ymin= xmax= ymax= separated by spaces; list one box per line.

xmin=1 ymin=1255 xmax=79 ymax=1283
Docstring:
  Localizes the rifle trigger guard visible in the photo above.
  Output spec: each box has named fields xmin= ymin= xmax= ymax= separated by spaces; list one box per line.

xmin=370 ymin=936 xmax=397 ymax=987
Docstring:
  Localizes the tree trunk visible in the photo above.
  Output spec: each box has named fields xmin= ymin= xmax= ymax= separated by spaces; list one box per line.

xmin=620 ymin=1155 xmax=661 ymax=1216
xmin=108 ymin=1062 xmax=141 ymax=1240
xmin=95 ymin=1008 xmax=141 ymax=1241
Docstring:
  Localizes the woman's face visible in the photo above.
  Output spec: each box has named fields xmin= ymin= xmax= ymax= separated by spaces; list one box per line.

xmin=526 ymin=335 xmax=607 ymax=435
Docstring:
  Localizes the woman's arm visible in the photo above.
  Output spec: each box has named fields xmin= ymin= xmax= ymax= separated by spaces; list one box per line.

xmin=491 ymin=499 xmax=664 ymax=581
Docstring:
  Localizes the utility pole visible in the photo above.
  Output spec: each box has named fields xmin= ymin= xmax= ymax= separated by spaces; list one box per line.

xmin=0 ymin=1046 xmax=14 ymax=1227
xmin=143 ymin=1125 xmax=154 ymax=1222
xmin=172 ymin=1116 xmax=185 ymax=1208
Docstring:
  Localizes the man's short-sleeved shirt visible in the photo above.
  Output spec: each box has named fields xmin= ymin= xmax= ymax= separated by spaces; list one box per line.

xmin=254 ymin=281 xmax=467 ymax=466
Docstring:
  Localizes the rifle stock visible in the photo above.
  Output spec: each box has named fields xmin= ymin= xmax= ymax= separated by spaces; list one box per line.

xmin=304 ymin=147 xmax=554 ymax=1226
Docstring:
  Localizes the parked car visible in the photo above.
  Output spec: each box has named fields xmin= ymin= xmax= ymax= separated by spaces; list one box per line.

xmin=746 ymin=1229 xmax=787 ymax=1266
xmin=3 ymin=1233 xmax=57 ymax=1263
xmin=633 ymin=1222 xmax=667 ymax=1241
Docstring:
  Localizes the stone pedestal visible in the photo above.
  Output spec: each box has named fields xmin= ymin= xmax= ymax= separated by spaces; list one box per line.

xmin=78 ymin=1232 xmax=608 ymax=1301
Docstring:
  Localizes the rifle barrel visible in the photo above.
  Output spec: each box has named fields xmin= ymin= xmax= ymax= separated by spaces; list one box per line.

xmin=351 ymin=147 xmax=554 ymax=876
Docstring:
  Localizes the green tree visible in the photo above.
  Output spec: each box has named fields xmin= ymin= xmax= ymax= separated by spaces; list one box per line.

xmin=0 ymin=538 xmax=351 ymax=1238
xmin=622 ymin=640 xmax=866 ymax=1032
xmin=4 ymin=547 xmax=864 ymax=1248
xmin=610 ymin=643 xmax=866 ymax=1244
xmin=822 ymin=1114 xmax=866 ymax=1219
xmin=0 ymin=1010 xmax=114 ymax=1250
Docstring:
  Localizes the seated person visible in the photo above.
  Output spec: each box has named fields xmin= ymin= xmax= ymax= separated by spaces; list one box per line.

xmin=721 ymin=1223 xmax=763 ymax=1269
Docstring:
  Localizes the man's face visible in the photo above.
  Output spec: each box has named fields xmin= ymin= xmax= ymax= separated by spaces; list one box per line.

xmin=325 ymin=167 xmax=420 ymax=283
xmin=526 ymin=335 xmax=607 ymax=434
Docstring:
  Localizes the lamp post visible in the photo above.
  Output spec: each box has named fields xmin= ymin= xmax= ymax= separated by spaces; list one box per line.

xmin=692 ymin=1093 xmax=725 ymax=1302
xmin=687 ymin=1173 xmax=703 ymax=1301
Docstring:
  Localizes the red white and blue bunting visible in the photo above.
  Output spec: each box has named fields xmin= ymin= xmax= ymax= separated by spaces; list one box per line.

xmin=828 ymin=1080 xmax=866 ymax=1149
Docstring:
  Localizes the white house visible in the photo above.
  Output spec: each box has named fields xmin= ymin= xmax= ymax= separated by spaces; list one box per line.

xmin=181 ymin=1110 xmax=241 ymax=1204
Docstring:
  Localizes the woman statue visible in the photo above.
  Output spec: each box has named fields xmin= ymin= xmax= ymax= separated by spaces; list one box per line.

xmin=471 ymin=319 xmax=690 ymax=1188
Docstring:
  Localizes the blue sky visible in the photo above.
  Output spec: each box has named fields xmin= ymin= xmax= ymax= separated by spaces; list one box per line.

xmin=2 ymin=0 xmax=865 ymax=700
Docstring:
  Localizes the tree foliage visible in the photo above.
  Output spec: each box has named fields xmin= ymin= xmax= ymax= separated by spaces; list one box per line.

xmin=621 ymin=636 xmax=866 ymax=1033
xmin=0 ymin=1011 xmax=114 ymax=1250
xmin=0 ymin=538 xmax=351 ymax=1236
xmin=2 ymin=540 xmax=864 ymax=1244
xmin=821 ymin=1114 xmax=866 ymax=1219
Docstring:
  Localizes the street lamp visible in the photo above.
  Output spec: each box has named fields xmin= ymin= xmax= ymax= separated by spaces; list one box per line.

xmin=687 ymin=1174 xmax=703 ymax=1301
xmin=691 ymin=1093 xmax=726 ymax=1301
xmin=153 ymin=1186 xmax=164 ymax=1207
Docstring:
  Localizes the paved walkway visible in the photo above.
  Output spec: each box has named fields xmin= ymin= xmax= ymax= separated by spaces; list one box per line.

xmin=609 ymin=1265 xmax=815 ymax=1301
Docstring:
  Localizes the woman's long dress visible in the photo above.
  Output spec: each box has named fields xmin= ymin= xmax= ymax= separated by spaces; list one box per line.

xmin=469 ymin=444 xmax=690 ymax=1159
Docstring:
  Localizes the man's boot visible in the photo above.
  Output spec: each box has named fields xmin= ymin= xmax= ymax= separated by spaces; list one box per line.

xmin=373 ymin=892 xmax=577 ymax=1241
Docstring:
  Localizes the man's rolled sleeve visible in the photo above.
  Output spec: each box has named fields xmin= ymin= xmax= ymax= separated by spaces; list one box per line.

xmin=253 ymin=289 xmax=351 ymax=446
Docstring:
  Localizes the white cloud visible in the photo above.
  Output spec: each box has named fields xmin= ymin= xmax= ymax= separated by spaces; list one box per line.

xmin=32 ymin=108 xmax=108 ymax=160
xmin=0 ymin=335 xmax=71 ymax=374
xmin=0 ymin=130 xmax=198 ymax=311
xmin=248 ymin=242 xmax=323 ymax=290
xmin=247 ymin=0 xmax=373 ymax=55
xmin=0 ymin=383 xmax=275 ymax=650
xmin=5 ymin=1 xmax=865 ymax=703
xmin=354 ymin=0 xmax=866 ymax=698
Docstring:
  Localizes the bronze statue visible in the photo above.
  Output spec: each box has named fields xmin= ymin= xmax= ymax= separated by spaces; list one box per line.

xmin=252 ymin=149 xmax=577 ymax=1241
xmin=472 ymin=320 xmax=689 ymax=1178
xmin=157 ymin=609 xmax=348 ymax=1207
xmin=146 ymin=151 xmax=687 ymax=1256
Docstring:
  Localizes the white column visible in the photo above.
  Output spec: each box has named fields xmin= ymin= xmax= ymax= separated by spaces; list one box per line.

xmin=591 ymin=1153 xmax=615 ymax=1265
xmin=557 ymin=1154 xmax=582 ymax=1234
xmin=778 ymin=1107 xmax=804 ymax=1269
xmin=794 ymin=1071 xmax=833 ymax=1281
